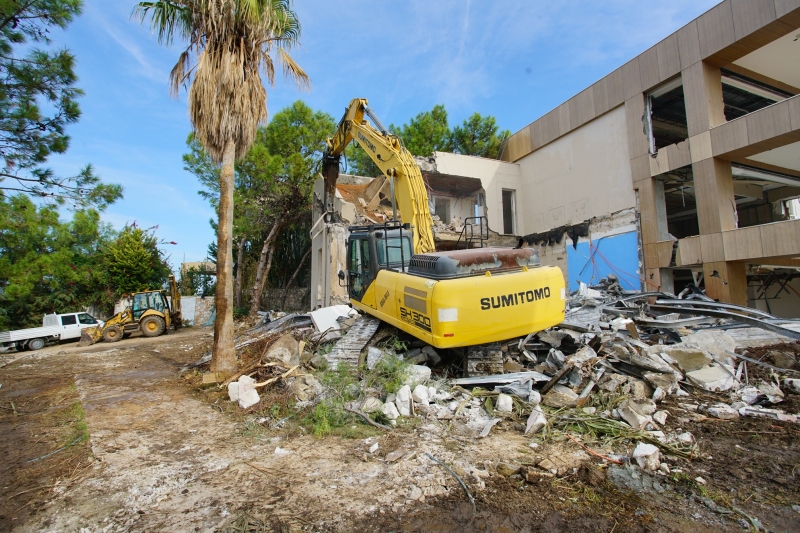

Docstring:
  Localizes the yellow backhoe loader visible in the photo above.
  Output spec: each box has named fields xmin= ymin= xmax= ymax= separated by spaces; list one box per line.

xmin=79 ymin=275 xmax=182 ymax=345
xmin=322 ymin=99 xmax=566 ymax=363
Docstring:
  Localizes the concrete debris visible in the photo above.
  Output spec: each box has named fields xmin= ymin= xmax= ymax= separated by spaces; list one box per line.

xmin=381 ymin=401 xmax=400 ymax=421
xmin=542 ymin=385 xmax=579 ymax=408
xmin=395 ymin=385 xmax=412 ymax=416
xmin=632 ymin=442 xmax=660 ymax=471
xmin=232 ymin=375 xmax=260 ymax=409
xmin=495 ymin=393 xmax=513 ymax=412
xmin=525 ymin=407 xmax=547 ymax=435
xmin=496 ymin=463 xmax=522 ymax=477
xmin=412 ymin=384 xmax=430 ymax=405
xmin=706 ymin=403 xmax=739 ymax=420
xmin=361 ymin=397 xmax=383 ymax=413
xmin=686 ymin=365 xmax=738 ymax=391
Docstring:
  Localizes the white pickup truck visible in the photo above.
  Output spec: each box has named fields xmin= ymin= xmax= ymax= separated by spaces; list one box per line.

xmin=0 ymin=312 xmax=104 ymax=351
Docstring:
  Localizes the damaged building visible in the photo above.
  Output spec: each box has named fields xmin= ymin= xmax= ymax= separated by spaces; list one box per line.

xmin=311 ymin=1 xmax=800 ymax=318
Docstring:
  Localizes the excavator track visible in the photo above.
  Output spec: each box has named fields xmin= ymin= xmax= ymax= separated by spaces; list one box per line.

xmin=326 ymin=315 xmax=381 ymax=370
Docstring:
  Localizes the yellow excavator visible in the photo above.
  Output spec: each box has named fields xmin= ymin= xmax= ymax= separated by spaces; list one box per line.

xmin=322 ymin=98 xmax=565 ymax=351
xmin=79 ymin=275 xmax=182 ymax=345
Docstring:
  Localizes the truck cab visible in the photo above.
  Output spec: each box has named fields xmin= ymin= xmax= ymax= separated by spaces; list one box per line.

xmin=43 ymin=312 xmax=103 ymax=340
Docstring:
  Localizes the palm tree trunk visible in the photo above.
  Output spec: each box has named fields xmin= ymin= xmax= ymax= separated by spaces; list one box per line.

xmin=281 ymin=246 xmax=311 ymax=309
xmin=211 ymin=139 xmax=237 ymax=376
xmin=234 ymin=235 xmax=246 ymax=309
xmin=248 ymin=218 xmax=282 ymax=316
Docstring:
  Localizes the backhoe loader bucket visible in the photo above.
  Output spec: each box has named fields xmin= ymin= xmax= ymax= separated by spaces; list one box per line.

xmin=78 ymin=327 xmax=100 ymax=347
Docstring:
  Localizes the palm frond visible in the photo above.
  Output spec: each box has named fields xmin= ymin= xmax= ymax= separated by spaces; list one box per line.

xmin=132 ymin=1 xmax=193 ymax=46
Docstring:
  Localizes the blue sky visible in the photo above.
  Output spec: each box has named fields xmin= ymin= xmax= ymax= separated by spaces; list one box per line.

xmin=47 ymin=0 xmax=721 ymax=269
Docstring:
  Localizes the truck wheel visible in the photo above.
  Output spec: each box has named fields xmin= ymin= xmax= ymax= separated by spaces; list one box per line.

xmin=103 ymin=326 xmax=123 ymax=343
xmin=141 ymin=316 xmax=165 ymax=338
xmin=28 ymin=338 xmax=46 ymax=351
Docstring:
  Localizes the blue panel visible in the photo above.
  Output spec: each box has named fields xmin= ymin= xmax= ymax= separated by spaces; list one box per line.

xmin=565 ymin=231 xmax=641 ymax=292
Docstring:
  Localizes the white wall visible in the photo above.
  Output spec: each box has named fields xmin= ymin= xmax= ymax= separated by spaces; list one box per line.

xmin=433 ymin=152 xmax=522 ymax=234
xmin=516 ymin=105 xmax=635 ymax=235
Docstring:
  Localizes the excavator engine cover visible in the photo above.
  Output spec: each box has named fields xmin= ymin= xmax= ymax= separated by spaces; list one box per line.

xmin=408 ymin=247 xmax=541 ymax=280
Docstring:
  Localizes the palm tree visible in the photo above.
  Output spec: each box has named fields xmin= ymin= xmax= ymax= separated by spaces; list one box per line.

xmin=134 ymin=0 xmax=309 ymax=376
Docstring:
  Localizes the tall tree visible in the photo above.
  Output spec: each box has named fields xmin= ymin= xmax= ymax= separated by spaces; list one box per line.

xmin=391 ymin=104 xmax=451 ymax=156
xmin=0 ymin=195 xmax=115 ymax=329
xmin=135 ymin=0 xmax=309 ymax=376
xmin=0 ymin=0 xmax=122 ymax=208
xmin=103 ymin=225 xmax=171 ymax=295
xmin=449 ymin=113 xmax=510 ymax=159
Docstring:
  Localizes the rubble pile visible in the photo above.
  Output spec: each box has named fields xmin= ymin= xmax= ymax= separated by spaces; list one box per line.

xmin=187 ymin=277 xmax=800 ymax=486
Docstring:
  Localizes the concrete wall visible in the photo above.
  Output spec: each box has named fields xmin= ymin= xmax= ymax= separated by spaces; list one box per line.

xmin=432 ymin=152 xmax=522 ymax=234
xmin=516 ymin=105 xmax=635 ymax=235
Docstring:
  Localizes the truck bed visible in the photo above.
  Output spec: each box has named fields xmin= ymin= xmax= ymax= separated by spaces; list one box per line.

xmin=0 ymin=325 xmax=62 ymax=343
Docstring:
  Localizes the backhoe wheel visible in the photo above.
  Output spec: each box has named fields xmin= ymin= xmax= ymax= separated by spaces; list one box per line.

xmin=103 ymin=326 xmax=123 ymax=343
xmin=141 ymin=316 xmax=165 ymax=338
xmin=28 ymin=338 xmax=46 ymax=351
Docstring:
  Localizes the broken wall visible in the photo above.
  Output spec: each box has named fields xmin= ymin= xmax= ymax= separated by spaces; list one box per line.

xmin=432 ymin=152 xmax=522 ymax=234
xmin=516 ymin=105 xmax=635 ymax=235
xmin=259 ymin=287 xmax=310 ymax=312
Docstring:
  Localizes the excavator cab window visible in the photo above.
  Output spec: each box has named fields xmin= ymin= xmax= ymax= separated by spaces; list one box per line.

xmin=376 ymin=235 xmax=412 ymax=270
xmin=347 ymin=238 xmax=373 ymax=300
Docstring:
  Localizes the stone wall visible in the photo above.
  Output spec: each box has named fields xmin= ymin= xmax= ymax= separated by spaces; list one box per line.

xmin=260 ymin=287 xmax=310 ymax=312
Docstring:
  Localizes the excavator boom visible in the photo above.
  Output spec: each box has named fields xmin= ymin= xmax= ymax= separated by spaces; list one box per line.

xmin=323 ymin=98 xmax=436 ymax=254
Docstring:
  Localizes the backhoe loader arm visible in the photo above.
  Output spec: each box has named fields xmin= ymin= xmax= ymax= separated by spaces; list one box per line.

xmin=322 ymin=98 xmax=436 ymax=254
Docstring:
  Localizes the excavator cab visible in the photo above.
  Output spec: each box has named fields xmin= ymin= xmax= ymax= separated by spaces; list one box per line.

xmin=345 ymin=222 xmax=413 ymax=302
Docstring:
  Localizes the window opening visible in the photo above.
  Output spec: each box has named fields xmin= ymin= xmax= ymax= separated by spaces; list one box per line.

xmin=60 ymin=314 xmax=77 ymax=326
xmin=501 ymin=189 xmax=516 ymax=234
xmin=659 ymin=165 xmax=700 ymax=239
xmin=645 ymin=77 xmax=689 ymax=154
xmin=721 ymin=69 xmax=792 ymax=121
xmin=434 ymin=197 xmax=451 ymax=226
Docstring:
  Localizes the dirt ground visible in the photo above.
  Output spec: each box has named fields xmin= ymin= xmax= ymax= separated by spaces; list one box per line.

xmin=1 ymin=327 xmax=798 ymax=532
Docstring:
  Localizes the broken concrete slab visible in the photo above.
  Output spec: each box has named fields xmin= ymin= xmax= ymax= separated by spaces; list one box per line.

xmin=262 ymin=333 xmax=300 ymax=368
xmin=686 ymin=365 xmax=738 ymax=392
xmin=525 ymin=407 xmax=547 ymax=435
xmin=632 ymin=442 xmax=660 ymax=471
xmin=361 ymin=397 xmax=383 ymax=413
xmin=542 ymin=385 xmax=579 ymax=408
xmin=647 ymin=346 xmax=711 ymax=373
xmin=381 ymin=401 xmax=400 ymax=420
xmin=404 ymin=365 xmax=431 ymax=387
xmin=395 ymin=385 xmax=412 ymax=416
xmin=411 ymin=384 xmax=430 ymax=405
xmin=496 ymin=393 xmax=513 ymax=412
xmin=706 ymin=403 xmax=738 ymax=420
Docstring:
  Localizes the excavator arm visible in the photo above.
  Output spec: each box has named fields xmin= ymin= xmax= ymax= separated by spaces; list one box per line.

xmin=322 ymin=98 xmax=436 ymax=254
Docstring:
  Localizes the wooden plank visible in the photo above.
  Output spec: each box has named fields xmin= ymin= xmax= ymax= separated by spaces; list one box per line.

xmin=630 ymin=154 xmax=651 ymax=183
xmin=638 ymin=46 xmax=661 ymax=92
xmin=700 ymin=233 xmax=725 ymax=262
xmin=775 ymin=0 xmax=800 ymax=18
xmin=667 ymin=139 xmax=692 ymax=169
xmin=692 ymin=158 xmax=737 ymax=234
xmin=745 ymin=99 xmax=793 ymax=145
xmin=527 ymin=122 xmax=539 ymax=152
xmin=636 ymin=179 xmax=659 ymax=244
xmin=620 ymin=58 xmax=642 ymax=100
xmin=682 ymin=62 xmax=725 ymax=136
xmin=676 ymin=21 xmax=702 ymax=69
xmin=722 ymin=226 xmax=763 ymax=261
xmin=557 ymin=103 xmax=571 ymax=137
xmin=789 ymin=94 xmax=800 ymax=131
xmin=710 ymin=117 xmax=749 ymax=156
xmin=676 ymin=236 xmax=703 ymax=266
xmin=540 ymin=109 xmax=561 ymax=146
xmin=592 ymin=76 xmax=609 ymax=117
xmin=577 ymin=88 xmax=596 ymax=126
xmin=656 ymin=241 xmax=675 ymax=267
xmin=731 ymin=0 xmax=777 ymax=41
xmin=624 ymin=96 xmax=648 ymax=159
xmin=760 ymin=219 xmax=800 ymax=258
xmin=605 ymin=68 xmax=625 ymax=110
xmin=689 ymin=131 xmax=713 ymax=163
xmin=657 ymin=34 xmax=681 ymax=82
xmin=697 ymin=1 xmax=737 ymax=60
